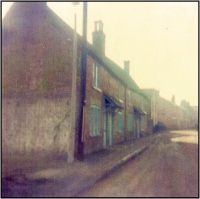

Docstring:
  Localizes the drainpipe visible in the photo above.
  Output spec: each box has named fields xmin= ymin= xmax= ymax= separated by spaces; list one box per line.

xmin=76 ymin=2 xmax=87 ymax=161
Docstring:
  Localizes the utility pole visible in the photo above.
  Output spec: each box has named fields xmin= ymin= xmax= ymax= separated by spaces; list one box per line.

xmin=76 ymin=2 xmax=87 ymax=161
xmin=68 ymin=2 xmax=79 ymax=163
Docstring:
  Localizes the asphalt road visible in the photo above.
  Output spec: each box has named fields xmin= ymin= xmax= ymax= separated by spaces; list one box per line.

xmin=77 ymin=130 xmax=198 ymax=197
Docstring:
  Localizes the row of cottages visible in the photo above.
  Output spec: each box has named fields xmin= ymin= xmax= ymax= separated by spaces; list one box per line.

xmin=142 ymin=89 xmax=197 ymax=131
xmin=85 ymin=36 xmax=151 ymax=154
xmin=2 ymin=2 xmax=151 ymax=166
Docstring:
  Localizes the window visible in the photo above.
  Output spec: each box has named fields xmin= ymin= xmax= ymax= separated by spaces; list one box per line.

xmin=141 ymin=97 xmax=144 ymax=110
xmin=118 ymin=112 xmax=123 ymax=132
xmin=93 ymin=63 xmax=100 ymax=89
xmin=119 ymin=85 xmax=123 ymax=102
xmin=128 ymin=114 xmax=134 ymax=131
xmin=129 ymin=90 xmax=133 ymax=105
xmin=90 ymin=106 xmax=101 ymax=136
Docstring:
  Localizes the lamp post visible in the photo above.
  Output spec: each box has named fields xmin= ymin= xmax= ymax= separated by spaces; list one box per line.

xmin=68 ymin=2 xmax=79 ymax=163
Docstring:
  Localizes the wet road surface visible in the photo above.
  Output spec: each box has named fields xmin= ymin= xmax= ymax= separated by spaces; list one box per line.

xmin=76 ymin=130 xmax=198 ymax=197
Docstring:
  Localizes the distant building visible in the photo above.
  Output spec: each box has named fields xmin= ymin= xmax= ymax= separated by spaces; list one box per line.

xmin=142 ymin=89 xmax=197 ymax=131
xmin=142 ymin=89 xmax=159 ymax=127
xmin=180 ymin=100 xmax=198 ymax=129
xmin=157 ymin=96 xmax=179 ymax=130
xmin=190 ymin=106 xmax=198 ymax=128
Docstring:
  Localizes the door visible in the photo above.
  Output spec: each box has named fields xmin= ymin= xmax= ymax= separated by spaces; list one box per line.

xmin=137 ymin=118 xmax=141 ymax=138
xmin=104 ymin=110 xmax=114 ymax=147
xmin=134 ymin=115 xmax=141 ymax=139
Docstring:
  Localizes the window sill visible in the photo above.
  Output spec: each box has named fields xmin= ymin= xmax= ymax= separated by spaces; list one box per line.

xmin=93 ymin=86 xmax=102 ymax=92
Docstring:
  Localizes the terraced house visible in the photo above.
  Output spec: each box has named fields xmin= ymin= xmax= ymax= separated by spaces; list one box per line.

xmin=2 ymin=2 xmax=151 ymax=166
xmin=85 ymin=26 xmax=151 ymax=154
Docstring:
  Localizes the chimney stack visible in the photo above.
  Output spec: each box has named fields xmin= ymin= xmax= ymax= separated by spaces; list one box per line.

xmin=124 ymin=61 xmax=130 ymax=75
xmin=92 ymin=20 xmax=106 ymax=56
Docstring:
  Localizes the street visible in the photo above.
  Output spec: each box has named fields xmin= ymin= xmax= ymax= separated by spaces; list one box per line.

xmin=76 ymin=130 xmax=198 ymax=197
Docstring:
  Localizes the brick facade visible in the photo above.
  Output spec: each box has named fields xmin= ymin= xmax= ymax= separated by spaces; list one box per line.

xmin=2 ymin=2 xmax=82 ymax=161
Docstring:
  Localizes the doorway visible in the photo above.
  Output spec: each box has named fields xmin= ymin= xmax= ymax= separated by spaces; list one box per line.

xmin=104 ymin=110 xmax=114 ymax=147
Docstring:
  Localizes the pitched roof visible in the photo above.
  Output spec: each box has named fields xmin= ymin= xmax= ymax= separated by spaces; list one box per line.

xmin=87 ymin=45 xmax=149 ymax=99
xmin=2 ymin=2 xmax=74 ymax=39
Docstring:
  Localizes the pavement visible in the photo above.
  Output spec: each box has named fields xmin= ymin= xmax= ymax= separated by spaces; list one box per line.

xmin=2 ymin=132 xmax=160 ymax=197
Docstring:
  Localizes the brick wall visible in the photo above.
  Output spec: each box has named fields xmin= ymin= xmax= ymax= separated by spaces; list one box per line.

xmin=2 ymin=3 xmax=82 ymax=165
xmin=83 ymin=55 xmax=126 ymax=154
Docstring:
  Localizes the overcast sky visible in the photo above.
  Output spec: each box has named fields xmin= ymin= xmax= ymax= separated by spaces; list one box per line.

xmin=2 ymin=2 xmax=198 ymax=106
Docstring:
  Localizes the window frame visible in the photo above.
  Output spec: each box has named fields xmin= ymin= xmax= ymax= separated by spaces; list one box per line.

xmin=93 ymin=63 xmax=101 ymax=89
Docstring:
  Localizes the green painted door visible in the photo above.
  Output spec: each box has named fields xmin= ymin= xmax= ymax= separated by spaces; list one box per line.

xmin=104 ymin=110 xmax=114 ymax=147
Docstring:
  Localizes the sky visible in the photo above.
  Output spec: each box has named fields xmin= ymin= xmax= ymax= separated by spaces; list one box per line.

xmin=2 ymin=2 xmax=198 ymax=106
